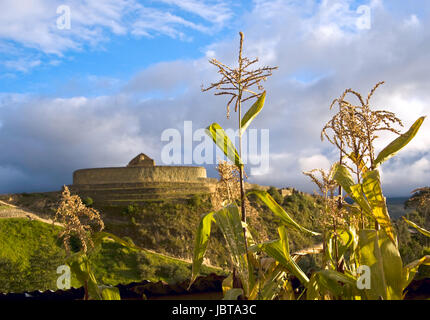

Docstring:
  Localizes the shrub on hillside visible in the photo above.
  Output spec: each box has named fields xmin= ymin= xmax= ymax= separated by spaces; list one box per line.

xmin=267 ymin=186 xmax=283 ymax=205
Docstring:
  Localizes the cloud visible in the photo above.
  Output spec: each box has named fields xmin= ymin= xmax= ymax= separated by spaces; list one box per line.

xmin=3 ymin=58 xmax=42 ymax=72
xmin=0 ymin=0 xmax=429 ymax=196
xmin=0 ymin=0 xmax=235 ymax=70
xmin=299 ymin=155 xmax=332 ymax=172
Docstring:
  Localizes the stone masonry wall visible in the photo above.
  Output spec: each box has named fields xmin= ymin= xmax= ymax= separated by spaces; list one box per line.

xmin=73 ymin=166 xmax=208 ymax=185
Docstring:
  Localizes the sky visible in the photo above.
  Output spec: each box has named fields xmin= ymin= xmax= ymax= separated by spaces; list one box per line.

xmin=0 ymin=0 xmax=429 ymax=197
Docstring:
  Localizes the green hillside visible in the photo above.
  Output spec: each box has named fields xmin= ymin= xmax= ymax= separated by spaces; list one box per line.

xmin=2 ymin=187 xmax=427 ymax=294
xmin=0 ymin=218 xmax=218 ymax=293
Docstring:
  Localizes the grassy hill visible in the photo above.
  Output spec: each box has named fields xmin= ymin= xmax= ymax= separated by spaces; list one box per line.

xmin=2 ymin=188 xmax=425 ymax=294
xmin=0 ymin=218 xmax=218 ymax=293
xmin=0 ymin=188 xmax=325 ymax=293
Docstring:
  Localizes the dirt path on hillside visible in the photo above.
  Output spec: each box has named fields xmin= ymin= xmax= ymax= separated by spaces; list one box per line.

xmin=0 ymin=200 xmax=62 ymax=226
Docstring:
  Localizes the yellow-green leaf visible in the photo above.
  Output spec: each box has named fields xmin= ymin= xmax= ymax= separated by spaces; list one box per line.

xmin=206 ymin=122 xmax=243 ymax=167
xmin=361 ymin=170 xmax=396 ymax=245
xmin=100 ymin=286 xmax=121 ymax=300
xmin=213 ymin=204 xmax=251 ymax=295
xmin=258 ymin=227 xmax=309 ymax=285
xmin=403 ymin=255 xmax=430 ymax=289
xmin=249 ymin=190 xmax=320 ymax=236
xmin=345 ymin=152 xmax=368 ymax=174
xmin=306 ymin=270 xmax=358 ymax=300
xmin=190 ymin=211 xmax=215 ymax=287
xmin=223 ymin=288 xmax=243 ymax=300
xmin=240 ymin=91 xmax=266 ymax=133
xmin=357 ymin=229 xmax=388 ymax=300
xmin=333 ymin=163 xmax=372 ymax=215
xmin=402 ymin=217 xmax=430 ymax=238
xmin=374 ymin=116 xmax=426 ymax=167
xmin=357 ymin=229 xmax=403 ymax=300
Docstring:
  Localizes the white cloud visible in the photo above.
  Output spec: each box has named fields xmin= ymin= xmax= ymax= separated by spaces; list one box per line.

xmin=3 ymin=58 xmax=42 ymax=72
xmin=1 ymin=0 xmax=430 ymax=196
xmin=299 ymin=155 xmax=331 ymax=172
xmin=0 ymin=0 xmax=235 ymax=69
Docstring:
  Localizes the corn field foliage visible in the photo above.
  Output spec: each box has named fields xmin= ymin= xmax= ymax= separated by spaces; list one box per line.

xmin=190 ymin=32 xmax=429 ymax=300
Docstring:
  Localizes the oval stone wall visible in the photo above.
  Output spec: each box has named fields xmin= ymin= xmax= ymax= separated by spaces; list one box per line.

xmin=73 ymin=166 xmax=208 ymax=185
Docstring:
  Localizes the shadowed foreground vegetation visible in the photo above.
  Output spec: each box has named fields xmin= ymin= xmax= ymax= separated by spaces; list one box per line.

xmin=0 ymin=218 xmax=218 ymax=293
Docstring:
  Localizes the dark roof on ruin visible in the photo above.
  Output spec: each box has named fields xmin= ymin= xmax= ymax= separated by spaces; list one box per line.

xmin=127 ymin=153 xmax=155 ymax=167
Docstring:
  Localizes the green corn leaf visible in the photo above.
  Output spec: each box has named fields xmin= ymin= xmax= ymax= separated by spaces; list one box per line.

xmin=361 ymin=170 xmax=396 ymax=245
xmin=258 ymin=227 xmax=309 ymax=285
xmin=374 ymin=116 xmax=426 ymax=167
xmin=249 ymin=262 xmax=288 ymax=300
xmin=222 ymin=274 xmax=233 ymax=296
xmin=350 ymin=184 xmax=373 ymax=215
xmin=213 ymin=204 xmax=251 ymax=295
xmin=333 ymin=162 xmax=355 ymax=194
xmin=100 ymin=286 xmax=121 ymax=300
xmin=306 ymin=270 xmax=358 ymax=300
xmin=357 ymin=229 xmax=403 ymax=300
xmin=357 ymin=229 xmax=387 ymax=300
xmin=240 ymin=91 xmax=266 ymax=134
xmin=402 ymin=217 xmax=430 ymax=238
xmin=189 ymin=211 xmax=215 ymax=288
xmin=68 ymin=253 xmax=102 ymax=300
xmin=378 ymin=229 xmax=404 ymax=299
xmin=332 ymin=163 xmax=372 ymax=215
xmin=205 ymin=123 xmax=243 ymax=167
xmin=92 ymin=231 xmax=140 ymax=250
xmin=403 ymin=255 xmax=430 ymax=290
xmin=249 ymin=190 xmax=320 ymax=236
xmin=223 ymin=288 xmax=244 ymax=300
xmin=327 ymin=228 xmax=356 ymax=266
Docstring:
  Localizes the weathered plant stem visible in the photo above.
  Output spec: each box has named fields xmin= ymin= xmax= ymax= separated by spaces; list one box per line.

xmin=238 ymin=32 xmax=248 ymax=251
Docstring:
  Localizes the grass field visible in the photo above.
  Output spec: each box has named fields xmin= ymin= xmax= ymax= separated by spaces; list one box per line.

xmin=0 ymin=218 xmax=219 ymax=293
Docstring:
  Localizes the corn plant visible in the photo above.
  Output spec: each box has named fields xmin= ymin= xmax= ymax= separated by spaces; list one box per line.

xmin=302 ymin=83 xmax=429 ymax=299
xmin=54 ymin=186 xmax=139 ymax=300
xmin=190 ymin=32 xmax=322 ymax=299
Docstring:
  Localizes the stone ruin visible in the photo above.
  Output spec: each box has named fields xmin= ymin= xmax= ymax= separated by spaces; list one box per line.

xmin=71 ymin=153 xmax=217 ymax=206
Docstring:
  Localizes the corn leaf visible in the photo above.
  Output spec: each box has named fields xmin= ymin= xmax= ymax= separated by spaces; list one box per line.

xmin=357 ymin=229 xmax=403 ymax=300
xmin=213 ymin=204 xmax=251 ymax=294
xmin=403 ymin=255 xmax=430 ymax=290
xmin=240 ymin=91 xmax=266 ymax=134
xmin=378 ymin=229 xmax=404 ymax=299
xmin=92 ymin=231 xmax=140 ymax=250
xmin=374 ymin=116 xmax=426 ymax=167
xmin=327 ymin=228 xmax=356 ymax=266
xmin=333 ymin=162 xmax=355 ymax=194
xmin=249 ymin=190 xmax=320 ymax=236
xmin=249 ymin=262 xmax=288 ymax=300
xmin=361 ymin=170 xmax=396 ymax=245
xmin=68 ymin=253 xmax=102 ymax=300
xmin=190 ymin=211 xmax=215 ymax=287
xmin=258 ymin=227 xmax=309 ymax=285
xmin=332 ymin=163 xmax=372 ymax=215
xmin=357 ymin=229 xmax=387 ymax=300
xmin=223 ymin=288 xmax=243 ymax=300
xmin=100 ymin=286 xmax=121 ymax=300
xmin=306 ymin=270 xmax=358 ymax=300
xmin=205 ymin=123 xmax=243 ymax=167
xmin=222 ymin=274 xmax=233 ymax=296
xmin=345 ymin=152 xmax=368 ymax=174
xmin=402 ymin=217 xmax=430 ymax=238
